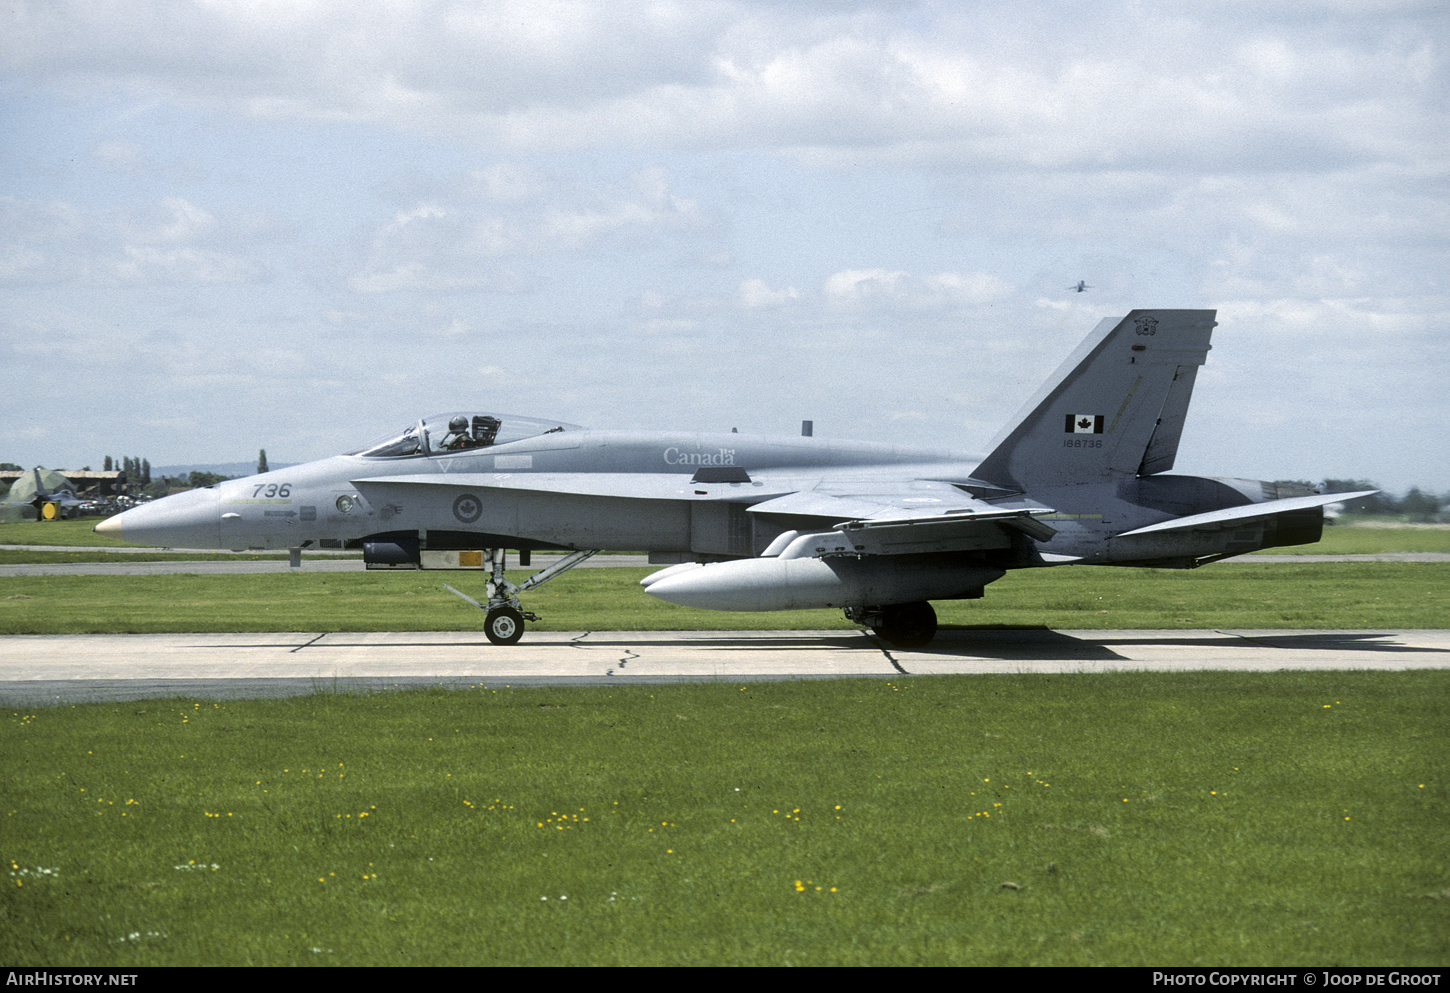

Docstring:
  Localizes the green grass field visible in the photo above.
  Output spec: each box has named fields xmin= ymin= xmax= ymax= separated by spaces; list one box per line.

xmin=2 ymin=562 xmax=1448 ymax=634
xmin=3 ymin=521 xmax=1447 ymax=965
xmin=0 ymin=550 xmax=306 ymax=564
xmin=0 ymin=519 xmax=132 ymax=547
xmin=3 ymin=670 xmax=1446 ymax=966
xmin=1252 ymin=524 xmax=1450 ymax=555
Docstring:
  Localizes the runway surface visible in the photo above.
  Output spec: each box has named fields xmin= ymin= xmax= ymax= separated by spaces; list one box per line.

xmin=2 ymin=628 xmax=1447 ymax=705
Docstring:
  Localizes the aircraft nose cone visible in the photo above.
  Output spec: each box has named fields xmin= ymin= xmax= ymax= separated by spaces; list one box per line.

xmin=97 ymin=488 xmax=222 ymax=548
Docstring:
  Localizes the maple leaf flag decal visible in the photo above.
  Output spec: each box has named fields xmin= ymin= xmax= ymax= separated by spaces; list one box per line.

xmin=1065 ymin=414 xmax=1104 ymax=434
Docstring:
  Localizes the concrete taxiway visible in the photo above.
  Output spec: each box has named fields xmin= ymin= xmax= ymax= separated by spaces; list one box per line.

xmin=2 ymin=628 xmax=1446 ymax=706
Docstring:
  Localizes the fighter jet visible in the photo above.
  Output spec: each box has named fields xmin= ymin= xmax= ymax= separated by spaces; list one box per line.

xmin=96 ymin=310 xmax=1373 ymax=648
xmin=1069 ymin=280 xmax=1091 ymax=292
xmin=1 ymin=468 xmax=85 ymax=522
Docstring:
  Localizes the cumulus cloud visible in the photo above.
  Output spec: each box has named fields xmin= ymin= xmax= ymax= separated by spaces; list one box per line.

xmin=346 ymin=164 xmax=704 ymax=293
xmin=736 ymin=278 xmax=799 ymax=308
xmin=0 ymin=196 xmax=271 ymax=285
xmin=4 ymin=0 xmax=1440 ymax=172
xmin=1 ymin=1 xmax=1445 ymax=488
xmin=823 ymin=268 xmax=1013 ymax=309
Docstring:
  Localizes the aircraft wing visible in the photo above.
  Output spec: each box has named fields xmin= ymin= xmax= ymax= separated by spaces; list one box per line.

xmin=353 ymin=472 xmax=1007 ymax=516
xmin=750 ymin=481 xmax=1056 ymax=557
xmin=352 ymin=472 xmax=1056 ymax=556
xmin=1111 ymin=490 xmax=1379 ymax=538
xmin=786 ymin=510 xmax=1057 ymax=557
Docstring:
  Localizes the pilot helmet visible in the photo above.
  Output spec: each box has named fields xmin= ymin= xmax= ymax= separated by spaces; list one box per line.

xmin=448 ymin=415 xmax=468 ymax=433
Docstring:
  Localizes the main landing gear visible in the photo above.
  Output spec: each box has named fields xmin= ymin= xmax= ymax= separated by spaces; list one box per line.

xmin=845 ymin=601 xmax=938 ymax=649
xmin=444 ymin=549 xmax=598 ymax=645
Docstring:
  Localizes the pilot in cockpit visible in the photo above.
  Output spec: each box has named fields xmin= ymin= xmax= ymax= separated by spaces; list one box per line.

xmin=443 ymin=416 xmax=477 ymax=451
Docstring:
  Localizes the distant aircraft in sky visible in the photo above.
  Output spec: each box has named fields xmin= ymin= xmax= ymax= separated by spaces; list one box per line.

xmin=1069 ymin=280 xmax=1091 ymax=292
xmin=96 ymin=310 xmax=1373 ymax=648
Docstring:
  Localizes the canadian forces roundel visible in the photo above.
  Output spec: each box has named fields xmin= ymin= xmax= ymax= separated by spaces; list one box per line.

xmin=452 ymin=493 xmax=483 ymax=524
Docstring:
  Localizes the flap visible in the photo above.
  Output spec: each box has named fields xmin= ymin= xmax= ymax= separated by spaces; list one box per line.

xmin=835 ymin=508 xmax=1057 ymax=551
xmin=748 ymin=478 xmax=990 ymax=522
xmin=768 ymin=507 xmax=1057 ymax=558
xmin=745 ymin=490 xmax=889 ymax=520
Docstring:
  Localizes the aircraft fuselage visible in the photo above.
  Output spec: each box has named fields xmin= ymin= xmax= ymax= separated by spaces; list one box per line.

xmin=96 ymin=310 xmax=1373 ymax=647
xmin=102 ymin=429 xmax=1320 ymax=568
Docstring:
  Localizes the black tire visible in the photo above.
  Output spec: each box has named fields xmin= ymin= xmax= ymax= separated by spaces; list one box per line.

xmin=484 ymin=606 xmax=525 ymax=646
xmin=872 ymin=601 xmax=938 ymax=649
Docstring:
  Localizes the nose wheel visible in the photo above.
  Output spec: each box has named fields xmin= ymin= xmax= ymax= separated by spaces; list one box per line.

xmin=484 ymin=606 xmax=525 ymax=646
xmin=443 ymin=548 xmax=598 ymax=645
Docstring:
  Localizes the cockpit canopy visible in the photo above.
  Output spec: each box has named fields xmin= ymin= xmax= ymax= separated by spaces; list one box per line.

xmin=349 ymin=412 xmax=582 ymax=458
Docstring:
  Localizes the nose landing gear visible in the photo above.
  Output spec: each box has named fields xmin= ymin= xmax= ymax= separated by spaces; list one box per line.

xmin=443 ymin=548 xmax=598 ymax=645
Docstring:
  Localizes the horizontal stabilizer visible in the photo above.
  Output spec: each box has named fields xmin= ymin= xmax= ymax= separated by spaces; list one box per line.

xmin=1112 ymin=491 xmax=1378 ymax=538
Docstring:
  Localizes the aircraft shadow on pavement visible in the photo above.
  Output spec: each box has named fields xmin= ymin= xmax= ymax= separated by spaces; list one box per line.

xmin=916 ymin=627 xmax=1126 ymax=661
xmin=1091 ymin=631 xmax=1449 ymax=655
xmin=903 ymin=628 xmax=1447 ymax=661
xmin=530 ymin=629 xmax=1129 ymax=661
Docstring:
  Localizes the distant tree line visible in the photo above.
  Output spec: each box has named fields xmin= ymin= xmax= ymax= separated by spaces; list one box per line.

xmin=80 ymin=455 xmax=234 ymax=497
xmin=137 ymin=470 xmax=233 ymax=497
xmin=1322 ymin=480 xmax=1446 ymax=521
xmin=92 ymin=455 xmax=240 ymax=497
xmin=102 ymin=455 xmax=152 ymax=488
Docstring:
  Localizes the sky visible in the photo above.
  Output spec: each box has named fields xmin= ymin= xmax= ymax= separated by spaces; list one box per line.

xmin=2 ymin=0 xmax=1447 ymax=494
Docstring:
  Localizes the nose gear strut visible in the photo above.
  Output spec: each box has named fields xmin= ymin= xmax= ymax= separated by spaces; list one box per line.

xmin=444 ymin=548 xmax=599 ymax=645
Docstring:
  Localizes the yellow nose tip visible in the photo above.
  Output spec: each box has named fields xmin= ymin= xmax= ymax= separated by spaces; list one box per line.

xmin=93 ymin=516 xmax=122 ymax=537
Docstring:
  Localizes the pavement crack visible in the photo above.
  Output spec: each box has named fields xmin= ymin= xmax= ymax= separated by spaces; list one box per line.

xmin=289 ymin=634 xmax=327 ymax=654
xmin=606 ymin=647 xmax=640 ymax=676
xmin=866 ymin=633 xmax=910 ymax=674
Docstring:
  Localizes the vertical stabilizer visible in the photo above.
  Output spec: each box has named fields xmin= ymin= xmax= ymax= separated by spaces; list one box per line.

xmin=973 ymin=310 xmax=1216 ymax=490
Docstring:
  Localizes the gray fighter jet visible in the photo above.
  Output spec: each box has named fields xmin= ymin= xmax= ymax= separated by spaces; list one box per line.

xmin=1 ymin=468 xmax=85 ymax=522
xmin=96 ymin=310 xmax=1373 ymax=648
